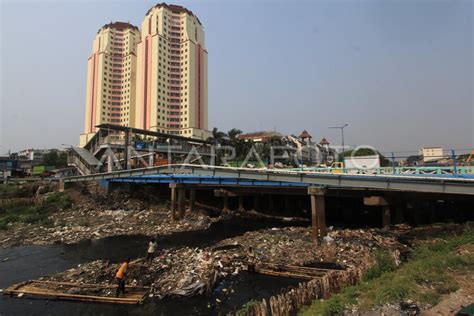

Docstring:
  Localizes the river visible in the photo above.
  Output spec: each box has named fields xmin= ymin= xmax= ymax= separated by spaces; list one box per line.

xmin=1 ymin=218 xmax=307 ymax=315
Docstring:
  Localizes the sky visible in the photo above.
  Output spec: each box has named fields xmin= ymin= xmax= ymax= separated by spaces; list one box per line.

xmin=0 ymin=0 xmax=472 ymax=156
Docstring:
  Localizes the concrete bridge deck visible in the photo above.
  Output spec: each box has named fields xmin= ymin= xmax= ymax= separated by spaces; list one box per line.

xmin=63 ymin=164 xmax=474 ymax=196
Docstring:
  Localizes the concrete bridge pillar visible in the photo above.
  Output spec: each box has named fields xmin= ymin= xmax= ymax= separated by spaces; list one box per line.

xmin=177 ymin=187 xmax=186 ymax=219
xmin=395 ymin=205 xmax=404 ymax=224
xmin=222 ymin=193 xmax=230 ymax=213
xmin=284 ymin=197 xmax=291 ymax=212
xmin=59 ymin=180 xmax=65 ymax=192
xmin=238 ymin=196 xmax=245 ymax=211
xmin=253 ymin=195 xmax=260 ymax=212
xmin=364 ymin=196 xmax=391 ymax=228
xmin=169 ymin=184 xmax=178 ymax=221
xmin=268 ymin=195 xmax=274 ymax=212
xmin=308 ymin=187 xmax=327 ymax=245
xmin=189 ymin=188 xmax=196 ymax=212
xmin=382 ymin=205 xmax=391 ymax=228
xmin=214 ymin=189 xmax=232 ymax=213
xmin=107 ymin=155 xmax=113 ymax=173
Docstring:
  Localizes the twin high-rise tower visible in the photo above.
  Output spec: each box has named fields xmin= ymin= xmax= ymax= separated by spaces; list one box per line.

xmin=80 ymin=3 xmax=208 ymax=146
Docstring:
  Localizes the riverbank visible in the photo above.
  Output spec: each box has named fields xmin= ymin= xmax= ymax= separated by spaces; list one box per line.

xmin=300 ymin=225 xmax=474 ymax=315
xmin=0 ymin=182 xmax=219 ymax=248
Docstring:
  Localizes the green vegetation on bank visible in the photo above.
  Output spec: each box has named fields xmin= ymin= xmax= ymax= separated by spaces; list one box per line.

xmin=236 ymin=299 xmax=260 ymax=316
xmin=300 ymin=227 xmax=474 ymax=315
xmin=0 ymin=183 xmax=37 ymax=198
xmin=0 ymin=184 xmax=71 ymax=229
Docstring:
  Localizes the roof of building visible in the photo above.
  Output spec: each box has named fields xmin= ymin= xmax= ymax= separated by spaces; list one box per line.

xmin=98 ymin=21 xmax=139 ymax=34
xmin=421 ymin=146 xmax=443 ymax=150
xmin=238 ymin=131 xmax=282 ymax=140
xmin=93 ymin=124 xmax=211 ymax=144
xmin=299 ymin=130 xmax=312 ymax=139
xmin=146 ymin=3 xmax=202 ymax=25
xmin=319 ymin=137 xmax=330 ymax=145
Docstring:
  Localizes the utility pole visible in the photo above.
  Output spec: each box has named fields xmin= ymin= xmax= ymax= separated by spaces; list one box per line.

xmin=329 ymin=123 xmax=348 ymax=161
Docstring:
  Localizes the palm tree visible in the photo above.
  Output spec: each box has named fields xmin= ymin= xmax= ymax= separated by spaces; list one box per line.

xmin=207 ymin=127 xmax=227 ymax=145
xmin=227 ymin=128 xmax=243 ymax=143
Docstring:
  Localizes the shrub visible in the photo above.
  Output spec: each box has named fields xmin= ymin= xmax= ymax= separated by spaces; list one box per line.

xmin=0 ymin=191 xmax=72 ymax=227
xmin=364 ymin=251 xmax=397 ymax=281
xmin=325 ymin=296 xmax=346 ymax=315
xmin=0 ymin=219 xmax=7 ymax=230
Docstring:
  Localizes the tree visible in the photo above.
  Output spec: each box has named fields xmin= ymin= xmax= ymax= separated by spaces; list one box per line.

xmin=42 ymin=151 xmax=59 ymax=166
xmin=57 ymin=152 xmax=68 ymax=167
xmin=260 ymin=135 xmax=284 ymax=162
xmin=227 ymin=128 xmax=242 ymax=143
xmin=206 ymin=127 xmax=227 ymax=145
xmin=42 ymin=150 xmax=68 ymax=168
xmin=406 ymin=155 xmax=421 ymax=166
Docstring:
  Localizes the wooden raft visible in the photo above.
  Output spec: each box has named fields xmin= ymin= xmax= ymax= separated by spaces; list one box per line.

xmin=3 ymin=280 xmax=149 ymax=305
xmin=254 ymin=262 xmax=340 ymax=280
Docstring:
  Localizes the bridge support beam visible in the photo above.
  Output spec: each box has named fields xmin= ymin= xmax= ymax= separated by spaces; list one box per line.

xmin=223 ymin=194 xmax=229 ymax=213
xmin=189 ymin=188 xmax=196 ymax=212
xmin=395 ymin=205 xmax=404 ymax=224
xmin=268 ymin=195 xmax=274 ymax=212
xmin=107 ymin=155 xmax=113 ymax=173
xmin=177 ymin=187 xmax=186 ymax=219
xmin=214 ymin=189 xmax=235 ymax=213
xmin=59 ymin=180 xmax=65 ymax=193
xmin=308 ymin=187 xmax=327 ymax=245
xmin=169 ymin=183 xmax=188 ymax=220
xmin=170 ymin=186 xmax=177 ymax=221
xmin=253 ymin=195 xmax=260 ymax=212
xmin=238 ymin=196 xmax=245 ymax=211
xmin=364 ymin=196 xmax=391 ymax=228
xmin=382 ymin=205 xmax=391 ymax=228
xmin=284 ymin=197 xmax=291 ymax=212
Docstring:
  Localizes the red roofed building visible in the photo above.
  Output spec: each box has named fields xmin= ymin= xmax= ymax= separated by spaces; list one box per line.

xmin=299 ymin=130 xmax=312 ymax=141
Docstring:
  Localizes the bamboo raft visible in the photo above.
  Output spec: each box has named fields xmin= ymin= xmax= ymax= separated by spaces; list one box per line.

xmin=3 ymin=280 xmax=149 ymax=305
xmin=254 ymin=262 xmax=340 ymax=280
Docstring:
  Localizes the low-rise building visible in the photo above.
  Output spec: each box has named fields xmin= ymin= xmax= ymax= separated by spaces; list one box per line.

xmin=238 ymin=131 xmax=282 ymax=143
xmin=420 ymin=146 xmax=444 ymax=163
xmin=15 ymin=148 xmax=52 ymax=162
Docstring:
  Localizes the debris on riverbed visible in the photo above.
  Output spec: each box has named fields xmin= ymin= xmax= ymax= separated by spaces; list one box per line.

xmin=216 ymin=226 xmax=408 ymax=270
xmin=0 ymin=189 xmax=219 ymax=248
xmin=41 ymin=226 xmax=406 ymax=299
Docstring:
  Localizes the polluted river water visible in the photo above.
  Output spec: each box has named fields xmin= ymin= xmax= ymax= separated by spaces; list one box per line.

xmin=0 ymin=217 xmax=307 ymax=315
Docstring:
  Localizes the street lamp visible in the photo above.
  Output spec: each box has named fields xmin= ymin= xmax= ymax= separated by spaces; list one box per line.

xmin=328 ymin=123 xmax=348 ymax=158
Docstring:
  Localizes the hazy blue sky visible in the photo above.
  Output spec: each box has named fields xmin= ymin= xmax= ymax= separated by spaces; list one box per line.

xmin=1 ymin=0 xmax=472 ymax=155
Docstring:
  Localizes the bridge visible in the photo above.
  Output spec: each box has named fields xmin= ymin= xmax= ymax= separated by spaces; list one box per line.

xmin=63 ymin=164 xmax=474 ymax=195
xmin=61 ymin=164 xmax=474 ymax=244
